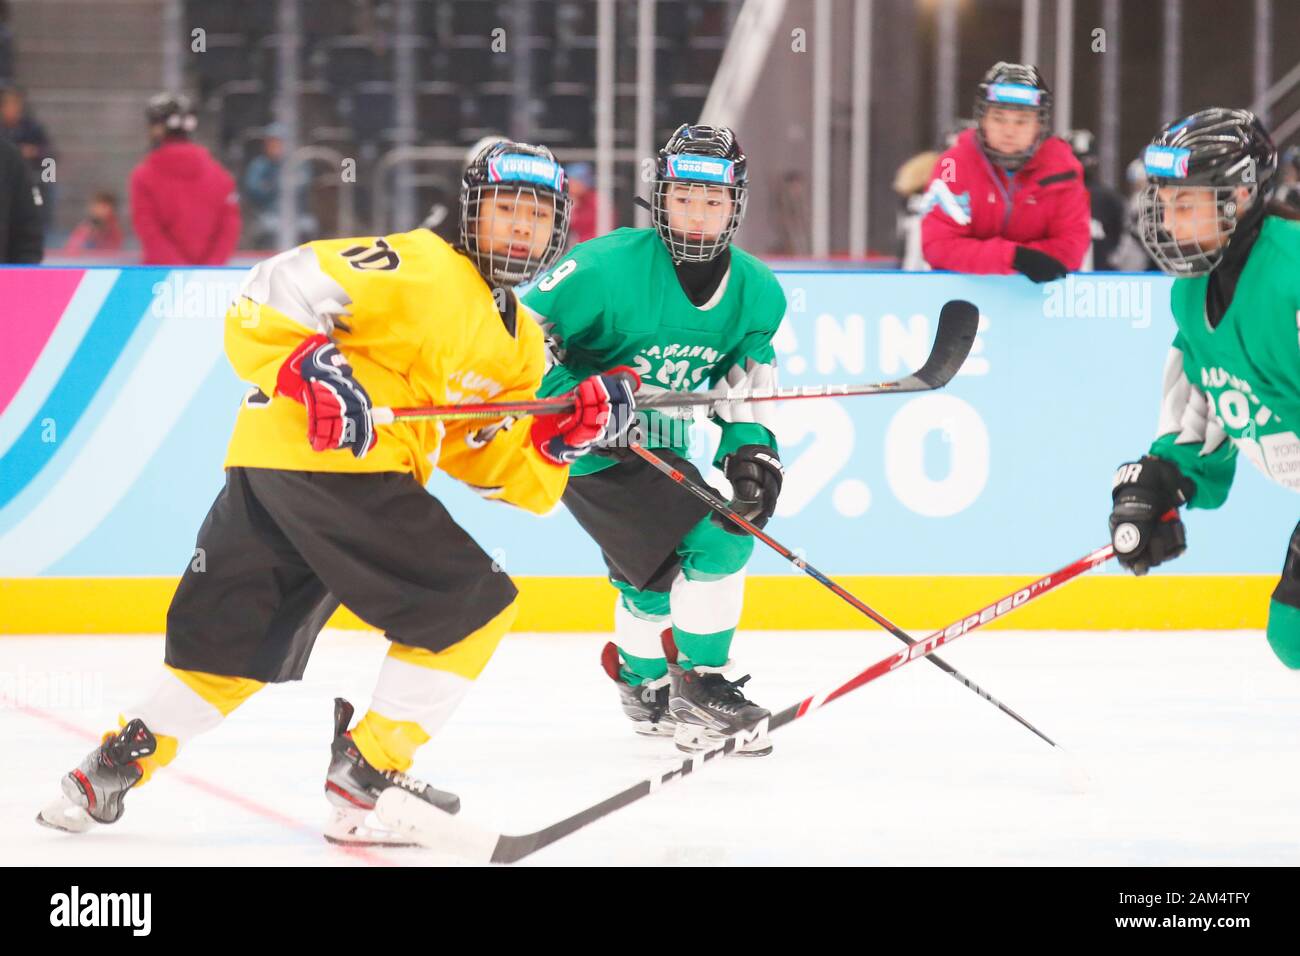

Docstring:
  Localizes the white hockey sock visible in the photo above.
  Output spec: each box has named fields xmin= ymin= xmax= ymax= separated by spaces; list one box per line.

xmin=123 ymin=668 xmax=231 ymax=745
xmin=367 ymin=654 xmax=473 ymax=740
xmin=615 ymin=596 xmax=670 ymax=661
xmin=671 ymin=568 xmax=745 ymax=643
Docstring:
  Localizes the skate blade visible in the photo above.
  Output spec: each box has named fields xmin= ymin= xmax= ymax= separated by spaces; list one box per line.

xmin=36 ymin=797 xmax=95 ymax=833
xmin=633 ymin=721 xmax=677 ymax=738
xmin=323 ymin=807 xmax=422 ymax=848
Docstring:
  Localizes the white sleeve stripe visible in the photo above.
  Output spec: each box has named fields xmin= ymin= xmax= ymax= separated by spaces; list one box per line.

xmin=1156 ymin=347 xmax=1228 ymax=457
xmin=716 ymin=358 xmax=779 ymax=431
xmin=238 ymin=245 xmax=353 ymax=334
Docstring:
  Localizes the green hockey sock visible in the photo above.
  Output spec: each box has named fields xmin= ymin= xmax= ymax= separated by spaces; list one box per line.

xmin=612 ymin=580 xmax=671 ymax=683
xmin=1266 ymin=599 xmax=1300 ymax=669
xmin=672 ymin=626 xmax=734 ymax=670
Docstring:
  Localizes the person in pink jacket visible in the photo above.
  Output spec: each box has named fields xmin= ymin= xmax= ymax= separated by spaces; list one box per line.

xmin=920 ymin=62 xmax=1091 ymax=282
xmin=129 ymin=93 xmax=241 ymax=265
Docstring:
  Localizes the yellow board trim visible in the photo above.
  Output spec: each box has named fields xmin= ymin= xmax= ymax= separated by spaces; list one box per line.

xmin=0 ymin=574 xmax=1274 ymax=634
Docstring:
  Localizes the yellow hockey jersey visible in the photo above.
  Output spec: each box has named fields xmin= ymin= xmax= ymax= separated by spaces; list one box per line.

xmin=222 ymin=229 xmax=568 ymax=515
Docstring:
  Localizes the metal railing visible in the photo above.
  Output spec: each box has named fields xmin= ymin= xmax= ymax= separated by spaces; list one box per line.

xmin=286 ymin=145 xmax=357 ymax=238
xmin=1257 ymin=59 xmax=1300 ymax=146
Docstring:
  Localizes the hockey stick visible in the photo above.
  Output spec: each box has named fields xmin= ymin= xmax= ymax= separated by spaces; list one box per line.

xmin=376 ymin=543 xmax=1116 ymax=864
xmin=370 ymin=299 xmax=981 ymax=424
xmin=628 ymin=442 xmax=1060 ymax=750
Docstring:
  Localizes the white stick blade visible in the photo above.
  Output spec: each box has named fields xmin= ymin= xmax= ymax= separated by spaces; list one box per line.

xmin=374 ymin=789 xmax=500 ymax=864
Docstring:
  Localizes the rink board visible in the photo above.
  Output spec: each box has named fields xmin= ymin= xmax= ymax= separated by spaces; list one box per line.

xmin=0 ymin=266 xmax=1292 ymax=633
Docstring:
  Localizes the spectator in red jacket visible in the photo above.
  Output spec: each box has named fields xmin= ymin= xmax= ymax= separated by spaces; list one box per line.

xmin=565 ymin=161 xmax=614 ymax=245
xmin=63 ymin=190 xmax=124 ymax=255
xmin=920 ymin=62 xmax=1090 ymax=283
xmin=129 ymin=93 xmax=240 ymax=265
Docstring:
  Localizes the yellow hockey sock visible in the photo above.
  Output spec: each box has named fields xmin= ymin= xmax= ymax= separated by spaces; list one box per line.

xmin=349 ymin=710 xmax=431 ymax=774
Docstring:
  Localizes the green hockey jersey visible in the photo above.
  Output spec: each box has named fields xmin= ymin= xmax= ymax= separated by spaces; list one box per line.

xmin=522 ymin=228 xmax=787 ymax=476
xmin=1150 ymin=215 xmax=1300 ymax=508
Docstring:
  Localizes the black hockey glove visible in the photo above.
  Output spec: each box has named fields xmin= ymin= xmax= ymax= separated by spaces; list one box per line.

xmin=1109 ymin=456 xmax=1194 ymax=576
xmin=712 ymin=445 xmax=783 ymax=535
xmin=1012 ymin=246 xmax=1068 ymax=283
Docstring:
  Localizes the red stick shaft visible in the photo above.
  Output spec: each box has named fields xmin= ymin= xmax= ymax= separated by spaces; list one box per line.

xmin=793 ymin=544 xmax=1116 ymax=718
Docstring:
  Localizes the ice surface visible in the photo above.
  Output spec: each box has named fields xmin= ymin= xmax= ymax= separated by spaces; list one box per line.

xmin=3 ymin=628 xmax=1297 ymax=866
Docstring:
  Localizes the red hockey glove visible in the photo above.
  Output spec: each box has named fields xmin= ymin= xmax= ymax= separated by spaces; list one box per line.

xmin=532 ymin=367 xmax=639 ymax=465
xmin=276 ymin=334 xmax=377 ymax=459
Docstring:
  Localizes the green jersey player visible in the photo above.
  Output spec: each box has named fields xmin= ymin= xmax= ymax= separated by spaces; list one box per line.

xmin=1109 ymin=108 xmax=1300 ymax=669
xmin=523 ymin=125 xmax=787 ymax=755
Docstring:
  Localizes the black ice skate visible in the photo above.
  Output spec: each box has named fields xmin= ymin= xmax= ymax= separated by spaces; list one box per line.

xmin=601 ymin=641 xmax=675 ymax=737
xmin=324 ymin=697 xmax=460 ymax=846
xmin=37 ymin=719 xmax=158 ymax=833
xmin=667 ymin=662 xmax=773 ymax=757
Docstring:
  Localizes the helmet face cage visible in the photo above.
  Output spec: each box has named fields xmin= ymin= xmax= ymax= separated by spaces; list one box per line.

xmin=974 ymin=99 xmax=1050 ymax=168
xmin=1135 ymin=111 xmax=1276 ymax=278
xmin=1136 ymin=181 xmax=1255 ymax=278
xmin=974 ymin=65 xmax=1051 ymax=168
xmin=652 ymin=179 xmax=747 ymax=262
xmin=459 ymin=148 xmax=571 ymax=288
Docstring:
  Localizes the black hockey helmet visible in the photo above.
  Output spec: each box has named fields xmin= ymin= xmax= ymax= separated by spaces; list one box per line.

xmin=146 ymin=92 xmax=198 ymax=134
xmin=1136 ymin=108 xmax=1277 ymax=276
xmin=652 ymin=123 xmax=748 ymax=262
xmin=460 ymin=139 xmax=571 ymax=288
xmin=973 ymin=62 xmax=1052 ymax=168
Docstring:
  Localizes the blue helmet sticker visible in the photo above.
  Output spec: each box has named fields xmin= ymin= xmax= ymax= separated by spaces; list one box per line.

xmin=664 ymin=154 xmax=737 ymax=184
xmin=985 ymin=82 xmax=1042 ymax=107
xmin=487 ymin=153 xmax=566 ymax=191
xmin=1144 ymin=144 xmax=1191 ymax=178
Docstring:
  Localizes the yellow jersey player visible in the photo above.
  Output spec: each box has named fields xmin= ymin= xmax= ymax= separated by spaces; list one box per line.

xmin=37 ymin=141 xmax=637 ymax=845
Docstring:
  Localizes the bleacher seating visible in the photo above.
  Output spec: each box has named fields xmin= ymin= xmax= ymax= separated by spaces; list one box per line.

xmin=180 ymin=0 xmax=738 ymax=233
xmin=345 ymin=79 xmax=396 ymax=144
xmin=189 ymin=1 xmax=273 ymax=38
xmin=297 ymin=80 xmax=341 ymax=131
xmin=542 ymin=89 xmax=592 ymax=146
xmin=190 ymin=0 xmax=734 ymax=145
xmin=215 ymin=79 xmax=271 ymax=149
xmin=194 ymin=34 xmax=254 ymax=100
xmin=319 ymin=36 xmax=390 ymax=90
xmin=415 ymin=81 xmax=460 ymax=139
xmin=446 ymin=44 xmax=513 ymax=87
xmin=300 ymin=0 xmax=360 ymax=42
xmin=462 ymin=88 xmax=514 ymax=141
xmin=447 ymin=0 xmax=509 ymax=41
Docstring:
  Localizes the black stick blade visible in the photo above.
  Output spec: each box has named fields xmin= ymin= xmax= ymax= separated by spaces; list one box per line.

xmin=912 ymin=299 xmax=980 ymax=390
